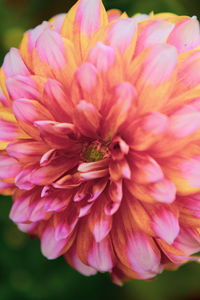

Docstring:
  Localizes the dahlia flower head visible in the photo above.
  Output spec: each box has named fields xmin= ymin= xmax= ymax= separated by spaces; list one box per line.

xmin=1 ymin=0 xmax=200 ymax=284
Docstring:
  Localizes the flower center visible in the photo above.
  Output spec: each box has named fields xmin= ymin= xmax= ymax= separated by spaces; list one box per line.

xmin=82 ymin=141 xmax=109 ymax=162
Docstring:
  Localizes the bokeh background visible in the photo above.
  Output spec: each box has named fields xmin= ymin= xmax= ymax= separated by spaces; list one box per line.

xmin=0 ymin=0 xmax=200 ymax=299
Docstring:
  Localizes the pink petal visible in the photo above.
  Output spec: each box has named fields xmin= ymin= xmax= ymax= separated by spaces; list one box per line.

xmin=17 ymin=222 xmax=37 ymax=233
xmin=173 ymin=227 xmax=200 ymax=255
xmin=152 ymin=206 xmax=180 ymax=244
xmin=88 ymin=194 xmax=112 ymax=242
xmin=7 ymin=140 xmax=48 ymax=160
xmin=9 ymin=192 xmax=32 ymax=222
xmin=41 ymin=224 xmax=69 ymax=259
xmin=179 ymin=156 xmax=200 ymax=187
xmin=0 ymin=155 xmax=21 ymax=178
xmin=76 ymin=0 xmax=104 ymax=36
xmin=28 ymin=21 xmax=51 ymax=52
xmin=6 ymin=75 xmax=40 ymax=100
xmin=13 ymin=99 xmax=53 ymax=124
xmin=30 ymin=158 xmax=77 ymax=185
xmin=51 ymin=14 xmax=66 ymax=33
xmin=102 ymin=82 xmax=136 ymax=140
xmin=151 ymin=179 xmax=176 ymax=203
xmin=65 ymin=246 xmax=97 ymax=276
xmin=143 ymin=112 xmax=169 ymax=134
xmin=126 ymin=231 xmax=163 ymax=279
xmin=73 ymin=100 xmax=101 ymax=138
xmin=3 ymin=48 xmax=30 ymax=77
xmin=15 ymin=167 xmax=35 ymax=190
xmin=111 ymin=207 xmax=163 ymax=279
xmin=169 ymin=105 xmax=200 ymax=138
xmin=0 ymin=86 xmax=10 ymax=106
xmin=107 ymin=18 xmax=137 ymax=55
xmin=177 ymin=51 xmax=200 ymax=89
xmin=88 ymin=179 xmax=107 ymax=202
xmin=34 ymin=29 xmax=66 ymax=70
xmin=140 ymin=44 xmax=177 ymax=86
xmin=135 ymin=20 xmax=174 ymax=54
xmin=89 ymin=42 xmax=116 ymax=73
xmin=135 ymin=156 xmax=164 ymax=183
xmin=87 ymin=237 xmax=115 ymax=272
xmin=0 ymin=120 xmax=18 ymax=141
xmin=107 ymin=9 xmax=121 ymax=22
xmin=108 ymin=180 xmax=122 ymax=204
xmin=54 ymin=206 xmax=79 ymax=241
xmin=76 ymin=63 xmax=98 ymax=93
xmin=40 ymin=149 xmax=57 ymax=167
xmin=167 ymin=17 xmax=200 ymax=53
xmin=43 ymin=79 xmax=72 ymax=122
xmin=29 ymin=197 xmax=51 ymax=222
xmin=78 ymin=159 xmax=109 ymax=173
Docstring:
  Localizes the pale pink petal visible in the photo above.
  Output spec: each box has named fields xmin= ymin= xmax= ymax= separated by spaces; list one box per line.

xmin=0 ymin=121 xmax=18 ymax=141
xmin=152 ymin=206 xmax=180 ymax=244
xmin=151 ymin=179 xmax=176 ymax=203
xmin=17 ymin=222 xmax=37 ymax=233
xmin=143 ymin=112 xmax=169 ymax=134
xmin=34 ymin=29 xmax=66 ymax=69
xmin=140 ymin=44 xmax=177 ymax=86
xmin=169 ymin=105 xmax=200 ymax=138
xmin=54 ymin=206 xmax=79 ymax=241
xmin=88 ymin=195 xmax=112 ymax=242
xmin=7 ymin=140 xmax=48 ymax=159
xmin=76 ymin=63 xmax=98 ymax=93
xmin=135 ymin=156 xmax=164 ymax=183
xmin=30 ymin=158 xmax=77 ymax=185
xmin=87 ymin=238 xmax=115 ymax=272
xmin=76 ymin=0 xmax=103 ymax=35
xmin=13 ymin=98 xmax=53 ymax=123
xmin=43 ymin=79 xmax=72 ymax=122
xmin=15 ymin=167 xmax=35 ymax=190
xmin=179 ymin=156 xmax=200 ymax=187
xmin=6 ymin=75 xmax=40 ymax=100
xmin=28 ymin=21 xmax=51 ymax=52
xmin=89 ymin=42 xmax=116 ymax=73
xmin=9 ymin=193 xmax=31 ymax=223
xmin=73 ymin=100 xmax=101 ymax=138
xmin=102 ymin=82 xmax=136 ymax=140
xmin=173 ymin=227 xmax=200 ymax=255
xmin=3 ymin=48 xmax=30 ymax=77
xmin=0 ymin=155 xmax=21 ymax=178
xmin=0 ymin=86 xmax=10 ymax=106
xmin=107 ymin=18 xmax=137 ymax=55
xmin=178 ymin=51 xmax=200 ymax=89
xmin=167 ymin=17 xmax=200 ymax=53
xmin=65 ymin=246 xmax=97 ymax=276
xmin=136 ymin=20 xmax=174 ymax=54
xmin=107 ymin=9 xmax=121 ymax=22
xmin=127 ymin=231 xmax=163 ymax=279
xmin=51 ymin=14 xmax=66 ymax=33
xmin=41 ymin=224 xmax=68 ymax=259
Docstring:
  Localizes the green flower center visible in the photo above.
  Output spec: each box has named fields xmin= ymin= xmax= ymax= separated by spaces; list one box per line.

xmin=82 ymin=141 xmax=109 ymax=162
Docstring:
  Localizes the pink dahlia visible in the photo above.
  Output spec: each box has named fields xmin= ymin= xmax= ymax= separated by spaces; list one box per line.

xmin=1 ymin=0 xmax=200 ymax=284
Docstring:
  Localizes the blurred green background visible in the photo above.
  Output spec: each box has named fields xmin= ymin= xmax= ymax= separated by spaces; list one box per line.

xmin=1 ymin=0 xmax=200 ymax=299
